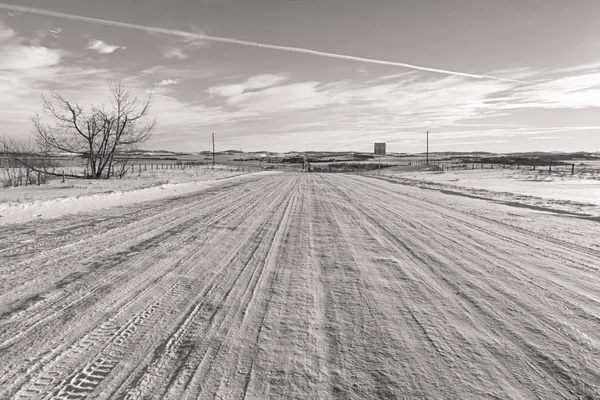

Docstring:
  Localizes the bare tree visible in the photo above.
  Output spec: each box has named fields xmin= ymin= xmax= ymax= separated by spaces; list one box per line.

xmin=28 ymin=79 xmax=156 ymax=179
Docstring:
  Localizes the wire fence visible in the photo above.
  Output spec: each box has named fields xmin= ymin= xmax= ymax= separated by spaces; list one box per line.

xmin=1 ymin=160 xmax=216 ymax=187
xmin=409 ymin=160 xmax=581 ymax=175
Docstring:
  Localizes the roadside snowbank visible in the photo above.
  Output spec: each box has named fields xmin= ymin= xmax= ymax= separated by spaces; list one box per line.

xmin=0 ymin=169 xmax=277 ymax=225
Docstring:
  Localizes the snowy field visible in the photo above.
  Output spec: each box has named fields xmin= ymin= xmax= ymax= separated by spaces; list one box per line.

xmin=0 ymin=165 xmax=269 ymax=225
xmin=379 ymin=164 xmax=600 ymax=217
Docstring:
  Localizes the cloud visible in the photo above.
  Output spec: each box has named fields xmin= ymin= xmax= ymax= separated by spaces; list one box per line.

xmin=0 ymin=44 xmax=62 ymax=70
xmin=157 ymin=79 xmax=178 ymax=86
xmin=199 ymin=67 xmax=600 ymax=151
xmin=49 ymin=27 xmax=62 ymax=37
xmin=209 ymin=74 xmax=289 ymax=97
xmin=0 ymin=20 xmax=16 ymax=41
xmin=143 ymin=91 xmax=258 ymax=137
xmin=86 ymin=39 xmax=123 ymax=54
xmin=160 ymin=27 xmax=208 ymax=60
xmin=223 ymin=82 xmax=327 ymax=111
xmin=138 ymin=65 xmax=213 ymax=79
xmin=495 ymin=71 xmax=600 ymax=110
xmin=0 ymin=21 xmax=118 ymax=138
xmin=0 ymin=2 xmax=525 ymax=82
xmin=209 ymin=73 xmax=513 ymax=125
xmin=162 ymin=47 xmax=187 ymax=59
xmin=0 ymin=21 xmax=62 ymax=70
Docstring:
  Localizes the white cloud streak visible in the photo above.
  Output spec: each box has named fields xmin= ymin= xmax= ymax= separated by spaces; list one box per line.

xmin=157 ymin=79 xmax=178 ymax=86
xmin=162 ymin=47 xmax=187 ymax=59
xmin=0 ymin=20 xmax=16 ymax=41
xmin=209 ymin=74 xmax=288 ymax=97
xmin=0 ymin=2 xmax=526 ymax=83
xmin=87 ymin=39 xmax=122 ymax=54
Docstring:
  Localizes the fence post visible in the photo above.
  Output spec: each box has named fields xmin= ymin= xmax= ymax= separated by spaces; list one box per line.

xmin=572 ymin=164 xmax=575 ymax=175
xmin=549 ymin=164 xmax=552 ymax=173
xmin=62 ymin=170 xmax=65 ymax=183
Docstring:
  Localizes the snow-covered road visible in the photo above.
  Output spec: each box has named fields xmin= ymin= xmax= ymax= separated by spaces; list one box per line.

xmin=1 ymin=173 xmax=599 ymax=399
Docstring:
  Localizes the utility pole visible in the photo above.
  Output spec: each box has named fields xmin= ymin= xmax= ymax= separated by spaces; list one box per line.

xmin=426 ymin=130 xmax=429 ymax=165
xmin=212 ymin=132 xmax=215 ymax=168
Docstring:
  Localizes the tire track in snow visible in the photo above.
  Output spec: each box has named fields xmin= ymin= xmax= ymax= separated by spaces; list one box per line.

xmin=1 ymin=176 xmax=290 ymax=399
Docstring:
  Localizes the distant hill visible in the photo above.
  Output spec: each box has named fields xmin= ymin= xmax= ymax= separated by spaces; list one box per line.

xmin=133 ymin=149 xmax=599 ymax=159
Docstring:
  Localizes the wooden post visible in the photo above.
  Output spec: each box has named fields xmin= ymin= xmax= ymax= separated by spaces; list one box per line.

xmin=549 ymin=164 xmax=552 ymax=173
xmin=572 ymin=163 xmax=575 ymax=175
xmin=426 ymin=131 xmax=429 ymax=165
xmin=62 ymin=170 xmax=65 ymax=183
xmin=212 ymin=132 xmax=216 ymax=168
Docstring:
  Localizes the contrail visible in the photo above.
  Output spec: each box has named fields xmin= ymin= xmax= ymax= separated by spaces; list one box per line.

xmin=0 ymin=2 xmax=525 ymax=83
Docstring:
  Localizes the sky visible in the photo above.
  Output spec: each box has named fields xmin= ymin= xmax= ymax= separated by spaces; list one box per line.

xmin=1 ymin=0 xmax=600 ymax=153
